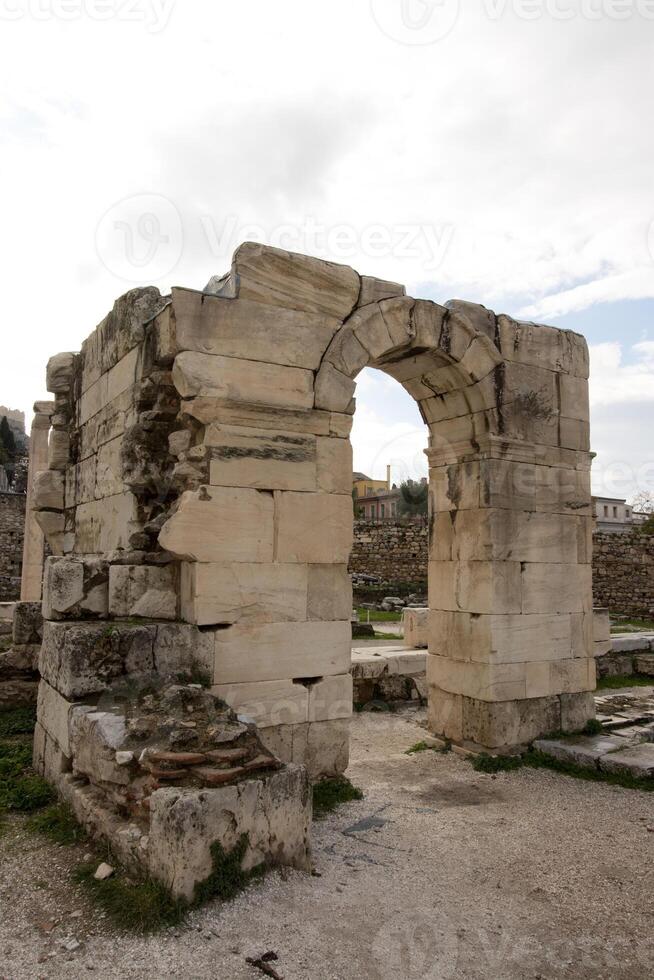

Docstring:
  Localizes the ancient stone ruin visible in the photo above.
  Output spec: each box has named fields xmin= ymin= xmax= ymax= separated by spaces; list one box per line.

xmin=11 ymin=242 xmax=594 ymax=897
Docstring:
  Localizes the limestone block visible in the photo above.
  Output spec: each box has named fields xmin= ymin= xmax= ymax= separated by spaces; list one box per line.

xmin=560 ymin=691 xmax=596 ymax=733
xmin=306 ymin=564 xmax=352 ymax=621
xmin=78 ymin=385 xmax=140 ymax=462
xmin=429 ymin=461 xmax=481 ymax=512
xmin=79 ymin=345 xmax=142 ymax=426
xmin=427 ymin=653 xmax=528 ymax=701
xmin=80 ymin=286 xmax=163 ymax=392
xmin=171 ymin=287 xmax=340 ymax=370
xmin=351 ymin=303 xmax=395 ymax=360
xmin=479 ymin=459 xmax=591 ymax=516
xmin=521 ymin=563 xmax=593 ymax=615
xmin=148 ymin=764 xmax=312 ymax=902
xmin=69 ymin=707 xmax=131 ymax=786
xmin=402 ymin=607 xmax=428 ymax=648
xmin=48 ymin=429 xmax=70 ymax=471
xmin=33 ymin=722 xmax=71 ymax=781
xmin=593 ymin=608 xmax=611 ymax=643
xmin=524 ymin=657 xmax=594 ymax=699
xmin=206 ymin=423 xmax=317 ymax=491
xmin=358 ymin=276 xmax=405 ymax=307
xmin=213 ymin=621 xmax=351 ymax=685
xmin=420 ymin=377 xmax=498 ymax=424
xmin=431 ymin=510 xmax=579 ymax=564
xmin=66 ymin=456 xmax=97 ymax=507
xmin=230 ymin=242 xmax=359 ymax=319
xmin=33 ymin=470 xmax=64 ymax=511
xmin=212 ymin=678 xmax=309 ymax=728
xmin=559 ymin=417 xmax=590 ymax=452
xmin=459 ymin=694 xmax=562 ymax=750
xmin=412 ymin=299 xmax=446 ymax=350
xmin=259 ymin=719 xmax=350 ymax=778
xmin=0 ymin=603 xmax=14 ymax=623
xmin=109 ymin=565 xmax=177 ymax=620
xmin=315 ymin=436 xmax=352 ymax=494
xmin=42 ymin=556 xmax=109 ymax=620
xmin=308 ymin=674 xmax=352 ymax=722
xmin=445 ymin=300 xmax=496 ymax=342
xmin=314 ymin=362 xmax=357 ymax=412
xmin=428 ymin=560 xmax=522 ymax=615
xmin=172 ymin=350 xmax=314 ymax=411
xmin=378 ymin=296 xmax=415 ymax=348
xmin=12 ymin=602 xmax=43 ymax=645
xmin=429 ymin=611 xmax=579 ymax=665
xmin=159 ymin=487 xmax=274 ymax=563
xmin=559 ymin=375 xmax=590 ymax=422
xmin=323 ymin=326 xmax=369 ymax=378
xmin=34 ymin=510 xmax=66 ymax=555
xmin=275 ymin=491 xmax=353 ymax=563
xmin=40 ymin=621 xmax=157 ymax=698
xmin=75 ymin=493 xmax=142 ymax=555
xmin=95 ymin=435 xmax=125 ymax=499
xmin=37 ymin=680 xmax=76 ymax=756
xmin=599 ymin=743 xmax=654 ymax=779
xmin=168 ymin=429 xmax=192 ymax=457
xmin=181 ymin=562 xmax=308 ymax=627
xmin=427 ymin=686 xmax=464 ymax=743
xmin=458 ymin=334 xmax=503 ymax=383
xmin=500 ymin=362 xmax=559 ymax=446
xmin=497 ymin=315 xmax=589 ymax=379
xmin=153 ymin=623 xmax=214 ymax=676
xmin=46 ymin=352 xmax=76 ymax=394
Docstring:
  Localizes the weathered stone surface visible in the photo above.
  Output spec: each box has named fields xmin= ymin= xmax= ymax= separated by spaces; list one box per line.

xmin=74 ymin=493 xmax=142 ymax=555
xmin=33 ymin=470 xmax=64 ymax=511
xmin=212 ymin=678 xmax=309 ymax=728
xmin=259 ymin=719 xmax=350 ymax=779
xmin=533 ymin=734 xmax=629 ymax=766
xmin=46 ymin=352 xmax=76 ymax=394
xmin=403 ymin=607 xmax=428 ymax=648
xmin=173 ymin=351 xmax=314 ymax=411
xmin=159 ymin=487 xmax=274 ymax=563
xmin=314 ymin=362 xmax=356 ymax=413
xmin=40 ymin=621 xmax=156 ymax=698
xmin=206 ymin=423 xmax=317 ymax=491
xmin=306 ymin=564 xmax=352 ymax=622
xmin=109 ymin=564 xmax=177 ymax=620
xmin=48 ymin=429 xmax=70 ymax=471
xmin=213 ymin=621 xmax=351 ymax=685
xmin=358 ymin=276 xmax=405 ymax=308
xmin=181 ymin=562 xmax=308 ymax=627
xmin=12 ymin=601 xmax=43 ymax=645
xmin=599 ymin=743 xmax=654 ymax=779
xmin=42 ymin=556 xmax=109 ymax=620
xmin=171 ymin=288 xmax=340 ymax=370
xmin=37 ymin=680 xmax=77 ymax=756
xmin=275 ymin=492 xmax=353 ymax=564
xmin=148 ymin=764 xmax=312 ymax=901
xmin=230 ymin=242 xmax=360 ymax=319
xmin=428 ymin=560 xmax=522 ymax=615
xmin=79 ymin=345 xmax=143 ymax=426
xmin=497 ymin=314 xmax=589 ymax=379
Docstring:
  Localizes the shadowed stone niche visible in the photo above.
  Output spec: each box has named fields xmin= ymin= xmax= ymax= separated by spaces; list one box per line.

xmin=27 ymin=243 xmax=595 ymax=882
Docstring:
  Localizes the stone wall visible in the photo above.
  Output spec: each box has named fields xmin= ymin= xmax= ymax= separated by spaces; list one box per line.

xmin=0 ymin=492 xmax=25 ymax=601
xmin=349 ymin=519 xmax=428 ymax=592
xmin=592 ymin=531 xmax=654 ymax=617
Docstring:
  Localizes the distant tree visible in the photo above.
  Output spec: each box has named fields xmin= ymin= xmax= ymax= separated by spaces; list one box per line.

xmin=0 ymin=417 xmax=17 ymax=484
xmin=398 ymin=479 xmax=428 ymax=517
xmin=632 ymin=490 xmax=654 ymax=515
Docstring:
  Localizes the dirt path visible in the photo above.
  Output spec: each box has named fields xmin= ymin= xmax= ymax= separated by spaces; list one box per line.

xmin=1 ymin=707 xmax=652 ymax=979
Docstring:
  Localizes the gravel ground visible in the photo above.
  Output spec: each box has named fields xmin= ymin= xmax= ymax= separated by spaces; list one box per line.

xmin=1 ymin=707 xmax=653 ymax=979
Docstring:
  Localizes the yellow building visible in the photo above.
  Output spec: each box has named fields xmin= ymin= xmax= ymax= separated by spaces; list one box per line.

xmin=352 ymin=466 xmax=391 ymax=499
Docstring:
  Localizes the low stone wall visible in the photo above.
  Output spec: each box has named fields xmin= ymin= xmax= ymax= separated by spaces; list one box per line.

xmin=592 ymin=532 xmax=654 ymax=617
xmin=0 ymin=492 xmax=25 ymax=601
xmin=351 ymin=521 xmax=654 ymax=618
xmin=349 ymin=519 xmax=428 ymax=594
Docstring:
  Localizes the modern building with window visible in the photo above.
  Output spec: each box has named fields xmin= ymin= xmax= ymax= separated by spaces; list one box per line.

xmin=593 ymin=496 xmax=647 ymax=533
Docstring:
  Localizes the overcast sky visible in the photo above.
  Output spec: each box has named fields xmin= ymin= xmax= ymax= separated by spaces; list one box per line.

xmin=1 ymin=1 xmax=653 ymax=501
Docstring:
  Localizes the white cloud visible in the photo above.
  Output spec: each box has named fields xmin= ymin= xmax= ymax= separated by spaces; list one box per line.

xmin=589 ymin=341 xmax=654 ymax=406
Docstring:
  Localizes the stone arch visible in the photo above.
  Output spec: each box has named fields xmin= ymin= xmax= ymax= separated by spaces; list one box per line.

xmin=31 ymin=242 xmax=595 ymax=780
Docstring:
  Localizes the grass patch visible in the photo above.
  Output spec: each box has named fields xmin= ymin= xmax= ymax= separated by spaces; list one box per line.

xmin=582 ymin=718 xmax=604 ymax=735
xmin=0 ymin=706 xmax=36 ymax=738
xmin=406 ymin=739 xmax=451 ymax=755
xmin=312 ymin=776 xmax=363 ymax=818
xmin=596 ymin=674 xmax=654 ymax=690
xmin=356 ymin=607 xmax=402 ymax=623
xmin=0 ymin=739 xmax=55 ymax=813
xmin=73 ymin=864 xmax=185 ymax=933
xmin=373 ymin=631 xmax=400 ymax=640
xmin=471 ymin=753 xmax=524 ymax=774
xmin=194 ymin=834 xmax=264 ymax=904
xmin=27 ymin=804 xmax=87 ymax=846
xmin=469 ymin=747 xmax=654 ymax=792
xmin=610 ymin=617 xmax=654 ymax=633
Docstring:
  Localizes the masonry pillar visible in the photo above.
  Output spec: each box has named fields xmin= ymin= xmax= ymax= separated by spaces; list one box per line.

xmin=426 ymin=434 xmax=595 ymax=750
xmin=20 ymin=401 xmax=54 ymax=601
